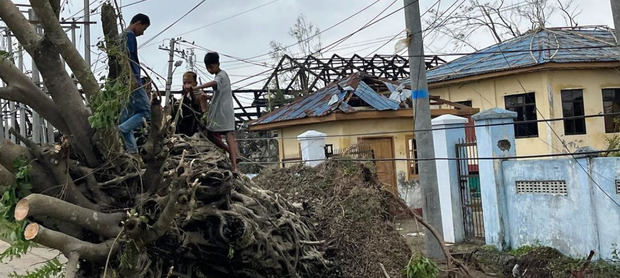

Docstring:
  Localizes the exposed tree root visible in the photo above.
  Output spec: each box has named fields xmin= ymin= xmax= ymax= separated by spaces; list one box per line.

xmin=5 ymin=133 xmax=328 ymax=277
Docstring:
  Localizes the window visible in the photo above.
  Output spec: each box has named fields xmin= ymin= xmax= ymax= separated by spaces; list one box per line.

xmin=561 ymin=89 xmax=586 ymax=135
xmin=505 ymin=93 xmax=538 ymax=138
xmin=602 ymin=89 xmax=620 ymax=133
xmin=406 ymin=136 xmax=418 ymax=179
xmin=456 ymin=100 xmax=472 ymax=107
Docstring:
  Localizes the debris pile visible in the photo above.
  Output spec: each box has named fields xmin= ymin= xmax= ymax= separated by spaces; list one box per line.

xmin=253 ymin=160 xmax=412 ymax=278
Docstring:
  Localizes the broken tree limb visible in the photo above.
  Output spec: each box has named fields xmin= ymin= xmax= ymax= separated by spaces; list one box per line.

xmin=390 ymin=191 xmax=472 ymax=277
xmin=24 ymin=223 xmax=116 ymax=263
xmin=65 ymin=252 xmax=80 ymax=278
xmin=15 ymin=194 xmax=125 ymax=238
xmin=571 ymin=250 xmax=595 ymax=278
xmin=29 ymin=0 xmax=99 ymax=99
xmin=9 ymin=128 xmax=99 ymax=210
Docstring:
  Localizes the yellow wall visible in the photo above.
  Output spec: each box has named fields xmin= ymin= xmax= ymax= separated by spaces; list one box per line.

xmin=274 ymin=67 xmax=620 ymax=181
xmin=430 ymin=68 xmax=620 ymax=155
xmin=278 ymin=118 xmax=414 ymax=179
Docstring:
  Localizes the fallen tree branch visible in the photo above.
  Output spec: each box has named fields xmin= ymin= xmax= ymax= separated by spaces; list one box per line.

xmin=15 ymin=194 xmax=125 ymax=238
xmin=10 ymin=128 xmax=98 ymax=210
xmin=65 ymin=252 xmax=79 ymax=278
xmin=571 ymin=250 xmax=595 ymax=278
xmin=379 ymin=262 xmax=391 ymax=278
xmin=24 ymin=223 xmax=116 ymax=262
xmin=30 ymin=0 xmax=99 ymax=99
xmin=389 ymin=190 xmax=473 ymax=277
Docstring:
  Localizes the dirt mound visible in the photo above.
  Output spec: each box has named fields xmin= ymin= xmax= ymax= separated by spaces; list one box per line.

xmin=253 ymin=160 xmax=412 ymax=278
xmin=470 ymin=245 xmax=620 ymax=278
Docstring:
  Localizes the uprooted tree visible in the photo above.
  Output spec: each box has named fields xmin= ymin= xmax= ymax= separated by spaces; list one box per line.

xmin=0 ymin=1 xmax=328 ymax=277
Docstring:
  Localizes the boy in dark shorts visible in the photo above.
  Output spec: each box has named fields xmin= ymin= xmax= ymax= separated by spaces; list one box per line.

xmin=193 ymin=52 xmax=240 ymax=171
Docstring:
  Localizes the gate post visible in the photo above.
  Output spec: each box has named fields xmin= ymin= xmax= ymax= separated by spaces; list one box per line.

xmin=432 ymin=115 xmax=468 ymax=243
xmin=473 ymin=108 xmax=517 ymax=250
xmin=297 ymin=130 xmax=326 ymax=167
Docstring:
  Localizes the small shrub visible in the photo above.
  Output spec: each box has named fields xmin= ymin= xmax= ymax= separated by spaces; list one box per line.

xmin=404 ymin=254 xmax=440 ymax=278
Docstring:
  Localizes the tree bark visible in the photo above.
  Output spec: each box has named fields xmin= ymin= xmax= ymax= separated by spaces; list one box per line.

xmin=0 ymin=56 xmax=70 ymax=133
xmin=30 ymin=0 xmax=100 ymax=99
xmin=24 ymin=223 xmax=116 ymax=262
xmin=15 ymin=194 xmax=124 ymax=238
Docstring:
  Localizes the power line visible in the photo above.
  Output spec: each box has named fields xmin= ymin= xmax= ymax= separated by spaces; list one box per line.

xmin=237 ymin=112 xmax=620 ymax=141
xmin=318 ymin=0 xmax=399 ymax=54
xmin=239 ymin=148 xmax=620 ymax=164
xmin=140 ymin=0 xmax=207 ymax=48
xmin=240 ymin=0 xmax=384 ymax=62
xmin=174 ymin=0 xmax=281 ymax=38
xmin=493 ymin=40 xmax=620 ymax=208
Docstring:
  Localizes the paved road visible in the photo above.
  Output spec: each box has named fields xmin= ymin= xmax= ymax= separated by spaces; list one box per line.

xmin=0 ymin=241 xmax=66 ymax=276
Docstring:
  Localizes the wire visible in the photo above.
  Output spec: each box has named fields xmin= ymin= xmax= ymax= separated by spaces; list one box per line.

xmin=177 ymin=40 xmax=275 ymax=69
xmin=241 ymin=0 xmax=384 ymax=62
xmin=174 ymin=0 xmax=281 ymax=38
xmin=238 ymin=112 xmax=620 ymax=141
xmin=317 ymin=0 xmax=399 ymax=54
xmin=139 ymin=0 xmax=207 ymax=48
xmin=239 ymin=148 xmax=620 ymax=164
xmin=492 ymin=40 xmax=620 ymax=208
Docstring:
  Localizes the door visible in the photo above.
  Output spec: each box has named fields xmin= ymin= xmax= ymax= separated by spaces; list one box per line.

xmin=358 ymin=137 xmax=397 ymax=193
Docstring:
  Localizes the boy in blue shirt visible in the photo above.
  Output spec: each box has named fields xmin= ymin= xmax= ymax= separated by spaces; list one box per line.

xmin=118 ymin=13 xmax=150 ymax=156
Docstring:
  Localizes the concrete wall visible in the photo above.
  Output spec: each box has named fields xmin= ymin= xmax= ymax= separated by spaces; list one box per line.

xmin=431 ymin=68 xmax=620 ymax=156
xmin=498 ymin=157 xmax=620 ymax=259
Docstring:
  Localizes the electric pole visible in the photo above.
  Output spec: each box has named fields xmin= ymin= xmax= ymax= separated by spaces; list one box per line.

xmin=612 ymin=0 xmax=620 ymax=45
xmin=403 ymin=0 xmax=444 ymax=259
xmin=163 ymin=38 xmax=177 ymax=106
xmin=84 ymin=0 xmax=91 ymax=66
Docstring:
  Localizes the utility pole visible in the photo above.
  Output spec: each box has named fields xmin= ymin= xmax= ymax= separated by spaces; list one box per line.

xmin=188 ymin=48 xmax=196 ymax=71
xmin=163 ymin=38 xmax=177 ymax=105
xmin=29 ymin=9 xmax=42 ymax=144
xmin=403 ymin=0 xmax=443 ymax=259
xmin=612 ymin=0 xmax=620 ymax=45
xmin=84 ymin=0 xmax=91 ymax=66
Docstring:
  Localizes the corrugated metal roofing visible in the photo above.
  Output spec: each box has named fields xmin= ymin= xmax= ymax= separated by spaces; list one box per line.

xmin=252 ymin=73 xmax=399 ymax=126
xmin=426 ymin=27 xmax=620 ymax=83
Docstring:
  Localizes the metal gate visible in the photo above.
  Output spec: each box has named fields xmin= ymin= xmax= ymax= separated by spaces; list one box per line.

xmin=455 ymin=138 xmax=485 ymax=241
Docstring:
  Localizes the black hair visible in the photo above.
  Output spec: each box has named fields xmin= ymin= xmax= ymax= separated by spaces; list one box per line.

xmin=141 ymin=76 xmax=151 ymax=84
xmin=183 ymin=71 xmax=197 ymax=83
xmin=204 ymin=52 xmax=220 ymax=66
xmin=130 ymin=13 xmax=150 ymax=25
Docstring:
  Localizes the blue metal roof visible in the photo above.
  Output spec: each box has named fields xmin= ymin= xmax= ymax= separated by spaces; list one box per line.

xmin=252 ymin=73 xmax=399 ymax=126
xmin=426 ymin=27 xmax=620 ymax=83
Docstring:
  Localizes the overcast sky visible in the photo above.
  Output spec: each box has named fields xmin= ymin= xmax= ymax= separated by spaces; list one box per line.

xmin=3 ymin=0 xmax=616 ymax=94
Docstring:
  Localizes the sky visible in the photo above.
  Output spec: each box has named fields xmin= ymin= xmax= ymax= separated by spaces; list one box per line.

xmin=2 ymin=0 xmax=616 ymax=96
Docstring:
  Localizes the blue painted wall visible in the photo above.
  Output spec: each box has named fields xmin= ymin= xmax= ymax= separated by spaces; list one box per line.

xmin=500 ymin=157 xmax=620 ymax=259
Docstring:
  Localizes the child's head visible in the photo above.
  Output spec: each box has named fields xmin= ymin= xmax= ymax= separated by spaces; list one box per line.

xmin=182 ymin=71 xmax=198 ymax=93
xmin=204 ymin=52 xmax=220 ymax=74
xmin=129 ymin=14 xmax=150 ymax=36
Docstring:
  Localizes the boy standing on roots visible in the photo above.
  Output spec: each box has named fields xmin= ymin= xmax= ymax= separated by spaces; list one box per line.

xmin=119 ymin=13 xmax=150 ymax=156
xmin=194 ymin=52 xmax=241 ymax=171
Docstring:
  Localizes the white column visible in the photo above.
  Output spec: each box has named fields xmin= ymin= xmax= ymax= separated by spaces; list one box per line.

xmin=432 ymin=114 xmax=468 ymax=243
xmin=297 ymin=130 xmax=326 ymax=167
xmin=473 ymin=108 xmax=517 ymax=250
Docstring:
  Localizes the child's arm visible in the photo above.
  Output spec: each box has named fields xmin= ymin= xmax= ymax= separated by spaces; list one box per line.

xmin=195 ymin=81 xmax=217 ymax=90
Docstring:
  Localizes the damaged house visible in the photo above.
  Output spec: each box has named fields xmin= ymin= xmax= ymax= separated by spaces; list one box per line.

xmin=249 ymin=73 xmax=477 ymax=193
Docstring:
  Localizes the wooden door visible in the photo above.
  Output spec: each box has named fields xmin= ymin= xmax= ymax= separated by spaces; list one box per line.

xmin=358 ymin=137 xmax=397 ymax=193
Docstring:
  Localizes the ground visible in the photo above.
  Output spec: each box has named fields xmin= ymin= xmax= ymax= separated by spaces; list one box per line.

xmin=0 ymin=241 xmax=65 ymax=276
